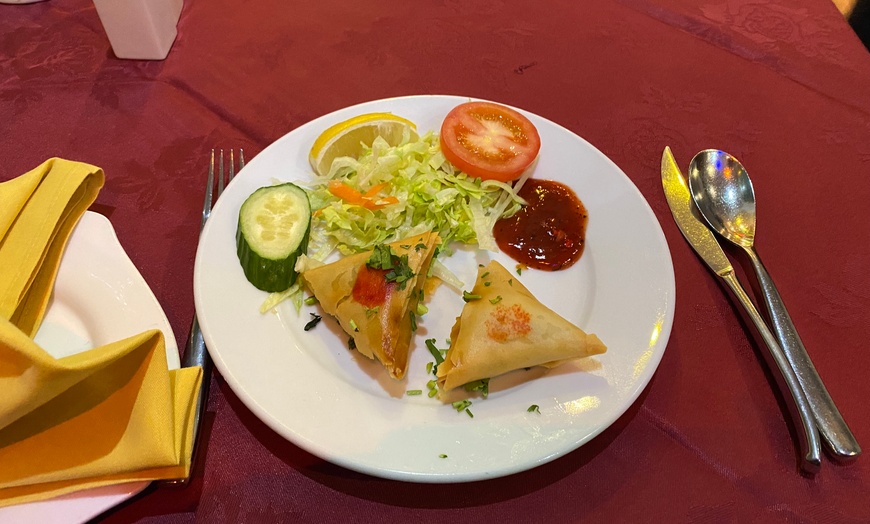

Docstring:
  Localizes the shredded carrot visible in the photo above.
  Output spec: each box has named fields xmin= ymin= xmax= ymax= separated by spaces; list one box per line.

xmin=327 ymin=180 xmax=397 ymax=210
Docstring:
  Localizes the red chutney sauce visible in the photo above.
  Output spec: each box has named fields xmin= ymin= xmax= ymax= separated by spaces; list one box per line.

xmin=493 ymin=179 xmax=588 ymax=271
xmin=352 ymin=266 xmax=391 ymax=307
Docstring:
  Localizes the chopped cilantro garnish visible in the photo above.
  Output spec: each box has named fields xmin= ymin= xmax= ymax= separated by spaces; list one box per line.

xmin=385 ymin=262 xmax=414 ymax=289
xmin=415 ymin=242 xmax=426 ymax=251
xmin=406 ymin=390 xmax=423 ymax=396
xmin=508 ymin=279 xmax=513 ymax=286
xmin=484 ymin=281 xmax=492 ymax=287
xmin=410 ymin=311 xmax=417 ymax=332
xmin=463 ymin=378 xmax=490 ymax=398
xmin=489 ymin=295 xmax=503 ymax=305
xmin=425 ymin=338 xmax=445 ymax=364
xmin=481 ymin=271 xmax=490 ymax=279
xmin=366 ymin=245 xmax=416 ymax=290
xmin=304 ymin=313 xmax=322 ymax=331
xmin=528 ymin=404 xmax=541 ymax=414
xmin=367 ymin=245 xmax=393 ymax=269
xmin=462 ymin=291 xmax=482 ymax=302
xmin=452 ymin=400 xmax=472 ymax=412
xmin=516 ymin=266 xmax=523 ymax=275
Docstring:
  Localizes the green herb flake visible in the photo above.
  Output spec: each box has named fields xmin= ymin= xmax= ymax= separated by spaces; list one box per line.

xmin=452 ymin=400 xmax=472 ymax=412
xmin=367 ymin=245 xmax=394 ymax=270
xmin=462 ymin=291 xmax=482 ymax=302
xmin=439 ymin=454 xmax=448 ymax=459
xmin=528 ymin=404 xmax=541 ymax=414
xmin=349 ymin=319 xmax=359 ymax=332
xmin=516 ymin=266 xmax=523 ymax=276
xmin=410 ymin=311 xmax=417 ymax=332
xmin=508 ymin=279 xmax=513 ymax=286
xmin=463 ymin=378 xmax=490 ymax=398
xmin=484 ymin=281 xmax=492 ymax=287
xmin=425 ymin=338 xmax=445 ymax=364
xmin=303 ymin=296 xmax=319 ymax=306
xmin=415 ymin=242 xmax=426 ymax=251
xmin=400 ymin=244 xmax=411 ymax=249
xmin=406 ymin=390 xmax=423 ymax=396
xmin=489 ymin=295 xmax=503 ymax=305
xmin=366 ymin=245 xmax=416 ymax=290
xmin=466 ymin=409 xmax=474 ymax=418
xmin=304 ymin=313 xmax=322 ymax=331
xmin=365 ymin=306 xmax=380 ymax=318
xmin=481 ymin=271 xmax=490 ymax=279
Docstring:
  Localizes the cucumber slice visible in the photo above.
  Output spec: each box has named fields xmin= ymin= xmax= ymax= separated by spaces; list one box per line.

xmin=236 ymin=183 xmax=311 ymax=292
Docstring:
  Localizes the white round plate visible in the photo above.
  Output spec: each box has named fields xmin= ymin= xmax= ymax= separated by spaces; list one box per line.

xmin=194 ymin=95 xmax=675 ymax=482
xmin=0 ymin=212 xmax=178 ymax=523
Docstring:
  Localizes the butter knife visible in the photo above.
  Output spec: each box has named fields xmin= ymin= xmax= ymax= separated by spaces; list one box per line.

xmin=661 ymin=147 xmax=821 ymax=473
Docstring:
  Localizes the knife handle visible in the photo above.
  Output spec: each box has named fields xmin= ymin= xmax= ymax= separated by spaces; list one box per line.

xmin=745 ymin=247 xmax=861 ymax=459
xmin=721 ymin=271 xmax=821 ymax=474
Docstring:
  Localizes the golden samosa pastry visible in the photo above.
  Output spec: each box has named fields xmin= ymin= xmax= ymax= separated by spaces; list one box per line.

xmin=437 ymin=260 xmax=606 ymax=391
xmin=303 ymin=231 xmax=440 ymax=380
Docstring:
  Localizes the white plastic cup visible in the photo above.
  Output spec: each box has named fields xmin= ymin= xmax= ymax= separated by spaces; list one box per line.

xmin=92 ymin=0 xmax=183 ymax=60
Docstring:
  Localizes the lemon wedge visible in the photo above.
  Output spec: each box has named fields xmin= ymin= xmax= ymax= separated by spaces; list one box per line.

xmin=308 ymin=113 xmax=418 ymax=176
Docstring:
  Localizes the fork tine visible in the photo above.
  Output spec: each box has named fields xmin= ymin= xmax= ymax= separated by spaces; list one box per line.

xmin=217 ymin=149 xmax=225 ymax=196
xmin=228 ymin=150 xmax=235 ymax=186
xmin=201 ymin=150 xmax=215 ymax=229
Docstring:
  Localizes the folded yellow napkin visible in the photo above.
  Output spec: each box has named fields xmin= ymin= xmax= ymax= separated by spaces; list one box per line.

xmin=0 ymin=159 xmax=202 ymax=507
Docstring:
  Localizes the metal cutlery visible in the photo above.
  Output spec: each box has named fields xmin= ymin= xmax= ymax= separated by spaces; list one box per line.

xmin=661 ymin=147 xmax=821 ymax=473
xmin=687 ymin=149 xmax=860 ymax=460
xmin=163 ymin=148 xmax=244 ymax=486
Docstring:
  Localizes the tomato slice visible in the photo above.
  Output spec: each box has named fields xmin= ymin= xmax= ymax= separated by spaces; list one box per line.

xmin=439 ymin=101 xmax=541 ymax=182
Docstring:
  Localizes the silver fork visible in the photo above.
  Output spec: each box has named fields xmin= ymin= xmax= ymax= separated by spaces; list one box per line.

xmin=164 ymin=149 xmax=244 ymax=486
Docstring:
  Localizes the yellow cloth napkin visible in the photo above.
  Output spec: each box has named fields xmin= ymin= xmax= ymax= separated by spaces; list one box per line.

xmin=0 ymin=159 xmax=202 ymax=507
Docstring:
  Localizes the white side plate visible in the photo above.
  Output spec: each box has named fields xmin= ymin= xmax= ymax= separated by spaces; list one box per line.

xmin=0 ymin=211 xmax=178 ymax=523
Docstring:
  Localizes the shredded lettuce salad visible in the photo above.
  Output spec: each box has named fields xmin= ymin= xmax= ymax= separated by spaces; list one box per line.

xmin=260 ymin=128 xmax=528 ymax=312
xmin=304 ymin=130 xmax=526 ymax=260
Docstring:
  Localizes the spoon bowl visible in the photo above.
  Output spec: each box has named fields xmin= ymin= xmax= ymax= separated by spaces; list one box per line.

xmin=687 ymin=149 xmax=756 ymax=248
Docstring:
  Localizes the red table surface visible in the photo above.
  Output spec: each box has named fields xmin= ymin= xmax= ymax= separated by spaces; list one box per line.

xmin=2 ymin=0 xmax=870 ymax=522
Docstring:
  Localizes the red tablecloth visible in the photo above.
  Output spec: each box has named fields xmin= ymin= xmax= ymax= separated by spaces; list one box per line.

xmin=2 ymin=0 xmax=869 ymax=522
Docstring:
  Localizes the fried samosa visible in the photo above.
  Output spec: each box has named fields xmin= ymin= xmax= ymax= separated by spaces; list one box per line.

xmin=302 ymin=231 xmax=440 ymax=380
xmin=436 ymin=260 xmax=606 ymax=391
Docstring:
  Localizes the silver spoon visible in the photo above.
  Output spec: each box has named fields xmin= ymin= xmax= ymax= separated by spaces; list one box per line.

xmin=688 ymin=149 xmax=860 ymax=460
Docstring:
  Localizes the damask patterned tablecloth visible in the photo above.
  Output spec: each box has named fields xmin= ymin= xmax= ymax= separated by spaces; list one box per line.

xmin=2 ymin=0 xmax=869 ymax=522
